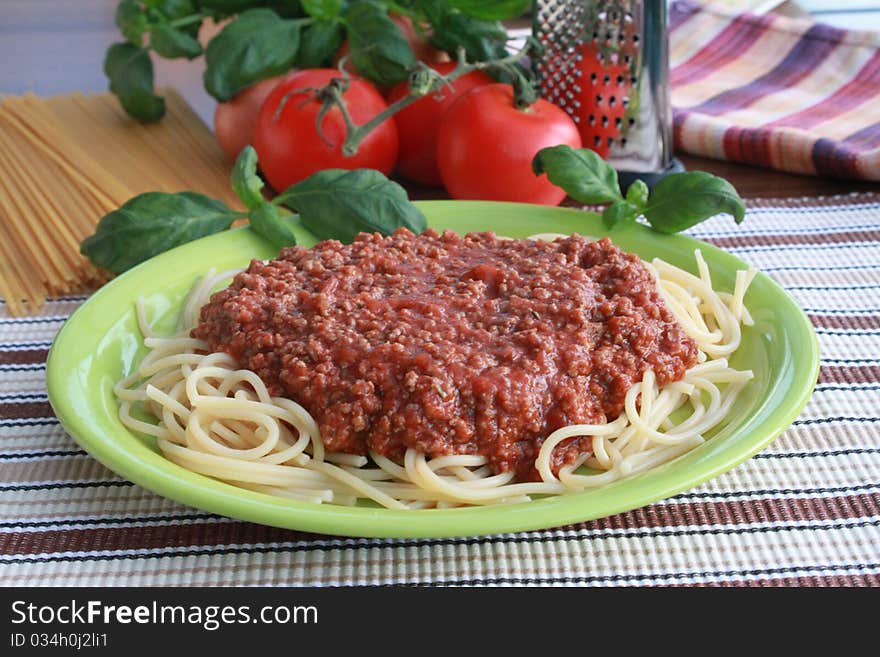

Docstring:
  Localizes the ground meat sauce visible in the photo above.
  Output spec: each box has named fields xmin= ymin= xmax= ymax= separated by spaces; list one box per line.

xmin=194 ymin=230 xmax=698 ymax=480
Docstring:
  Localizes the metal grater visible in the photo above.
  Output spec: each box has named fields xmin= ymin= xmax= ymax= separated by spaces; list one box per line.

xmin=533 ymin=0 xmax=681 ymax=186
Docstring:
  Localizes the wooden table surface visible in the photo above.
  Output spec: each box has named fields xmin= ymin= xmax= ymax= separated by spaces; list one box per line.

xmin=3 ymin=0 xmax=878 ymax=199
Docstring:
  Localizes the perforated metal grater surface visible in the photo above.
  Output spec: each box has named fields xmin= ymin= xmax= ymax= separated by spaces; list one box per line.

xmin=533 ymin=1 xmax=677 ymax=182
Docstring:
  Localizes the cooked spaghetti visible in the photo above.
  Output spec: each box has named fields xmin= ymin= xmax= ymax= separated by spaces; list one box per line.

xmin=116 ymin=232 xmax=756 ymax=509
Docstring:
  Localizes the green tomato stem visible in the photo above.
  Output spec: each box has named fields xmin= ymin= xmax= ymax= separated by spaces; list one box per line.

xmin=337 ymin=40 xmax=537 ymax=156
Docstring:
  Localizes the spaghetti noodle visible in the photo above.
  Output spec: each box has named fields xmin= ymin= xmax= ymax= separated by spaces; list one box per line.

xmin=0 ymin=90 xmax=239 ymax=316
xmin=116 ymin=238 xmax=756 ymax=509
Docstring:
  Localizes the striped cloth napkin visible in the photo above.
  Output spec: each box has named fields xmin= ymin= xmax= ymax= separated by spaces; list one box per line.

xmin=669 ymin=0 xmax=880 ymax=180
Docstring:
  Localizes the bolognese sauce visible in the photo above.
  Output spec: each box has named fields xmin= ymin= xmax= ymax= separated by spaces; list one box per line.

xmin=194 ymin=230 xmax=698 ymax=480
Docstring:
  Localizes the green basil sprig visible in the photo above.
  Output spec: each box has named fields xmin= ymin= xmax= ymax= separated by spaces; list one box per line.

xmin=151 ymin=0 xmax=201 ymax=28
xmin=150 ymin=23 xmax=203 ymax=59
xmin=641 ymin=172 xmax=746 ymax=234
xmin=230 ymin=145 xmax=267 ymax=210
xmin=532 ymin=145 xmax=620 ymax=204
xmin=233 ymin=145 xmax=426 ymax=245
xmin=276 ymin=168 xmax=427 ymax=243
xmin=81 ymin=147 xmax=427 ymax=273
xmin=199 ymin=0 xmax=266 ymax=12
xmin=116 ymin=0 xmax=149 ymax=45
xmin=420 ymin=3 xmax=510 ymax=62
xmin=231 ymin=145 xmax=302 ymax=247
xmin=103 ymin=43 xmax=166 ymax=122
xmin=344 ymin=3 xmax=415 ymax=87
xmin=80 ymin=193 xmax=244 ymax=273
xmin=148 ymin=0 xmax=204 ymax=41
xmin=247 ymin=203 xmax=300 ymax=247
xmin=300 ymin=0 xmax=343 ymax=19
xmin=105 ymin=1 xmax=529 ymax=122
xmin=204 ymin=9 xmax=303 ymax=101
xmin=533 ymin=145 xmax=746 ymax=234
xmin=109 ymin=0 xmax=208 ymax=120
xmin=296 ymin=19 xmax=344 ymax=69
xmin=446 ymin=0 xmax=531 ymax=21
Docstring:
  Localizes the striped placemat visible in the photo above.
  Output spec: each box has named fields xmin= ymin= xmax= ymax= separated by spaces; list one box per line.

xmin=2 ymin=193 xmax=879 ymax=587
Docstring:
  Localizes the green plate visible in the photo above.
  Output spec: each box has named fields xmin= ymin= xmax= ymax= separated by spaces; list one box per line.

xmin=46 ymin=201 xmax=819 ymax=538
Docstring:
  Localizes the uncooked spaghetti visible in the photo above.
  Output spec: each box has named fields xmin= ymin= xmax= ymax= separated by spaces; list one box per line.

xmin=0 ymin=90 xmax=239 ymax=316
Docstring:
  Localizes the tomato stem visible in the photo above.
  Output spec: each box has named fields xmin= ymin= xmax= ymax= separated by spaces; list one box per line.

xmin=510 ymin=70 xmax=539 ymax=110
xmin=331 ymin=39 xmax=538 ymax=157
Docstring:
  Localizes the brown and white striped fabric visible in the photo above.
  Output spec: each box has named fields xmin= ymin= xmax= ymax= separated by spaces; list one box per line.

xmin=2 ymin=193 xmax=879 ymax=586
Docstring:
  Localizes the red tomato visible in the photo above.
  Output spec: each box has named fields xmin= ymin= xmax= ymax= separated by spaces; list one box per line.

xmin=253 ymin=69 xmax=398 ymax=191
xmin=437 ymin=84 xmax=582 ymax=205
xmin=386 ymin=62 xmax=492 ymax=186
xmin=214 ymin=75 xmax=286 ymax=162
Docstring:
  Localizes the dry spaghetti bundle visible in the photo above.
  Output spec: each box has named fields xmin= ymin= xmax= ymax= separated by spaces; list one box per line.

xmin=0 ymin=90 xmax=239 ymax=316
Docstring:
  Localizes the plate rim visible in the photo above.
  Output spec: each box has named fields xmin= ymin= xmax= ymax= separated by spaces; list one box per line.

xmin=46 ymin=200 xmax=820 ymax=538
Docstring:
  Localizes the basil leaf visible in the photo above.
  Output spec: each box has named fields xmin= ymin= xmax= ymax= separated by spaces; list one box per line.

xmin=116 ymin=0 xmax=148 ymax=46
xmin=344 ymin=3 xmax=415 ymax=86
xmin=248 ymin=204 xmax=299 ymax=247
xmin=276 ymin=169 xmax=427 ymax=243
xmin=147 ymin=0 xmax=198 ymax=15
xmin=231 ymin=146 xmax=265 ymax=210
xmin=532 ymin=145 xmax=622 ymax=205
xmin=643 ymin=172 xmax=746 ymax=234
xmin=296 ymin=19 xmax=343 ymax=68
xmin=426 ymin=9 xmax=509 ymax=61
xmin=301 ymin=0 xmax=342 ymax=19
xmin=602 ymin=200 xmax=640 ymax=229
xmin=203 ymin=9 xmax=301 ymax=101
xmin=199 ymin=0 xmax=266 ymax=13
xmin=104 ymin=43 xmax=166 ymax=122
xmin=150 ymin=24 xmax=203 ymax=59
xmin=446 ymin=0 xmax=530 ymax=21
xmin=149 ymin=0 xmax=202 ymax=36
xmin=625 ymin=179 xmax=649 ymax=211
xmin=266 ymin=0 xmax=311 ymax=19
xmin=81 ymin=192 xmax=241 ymax=273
